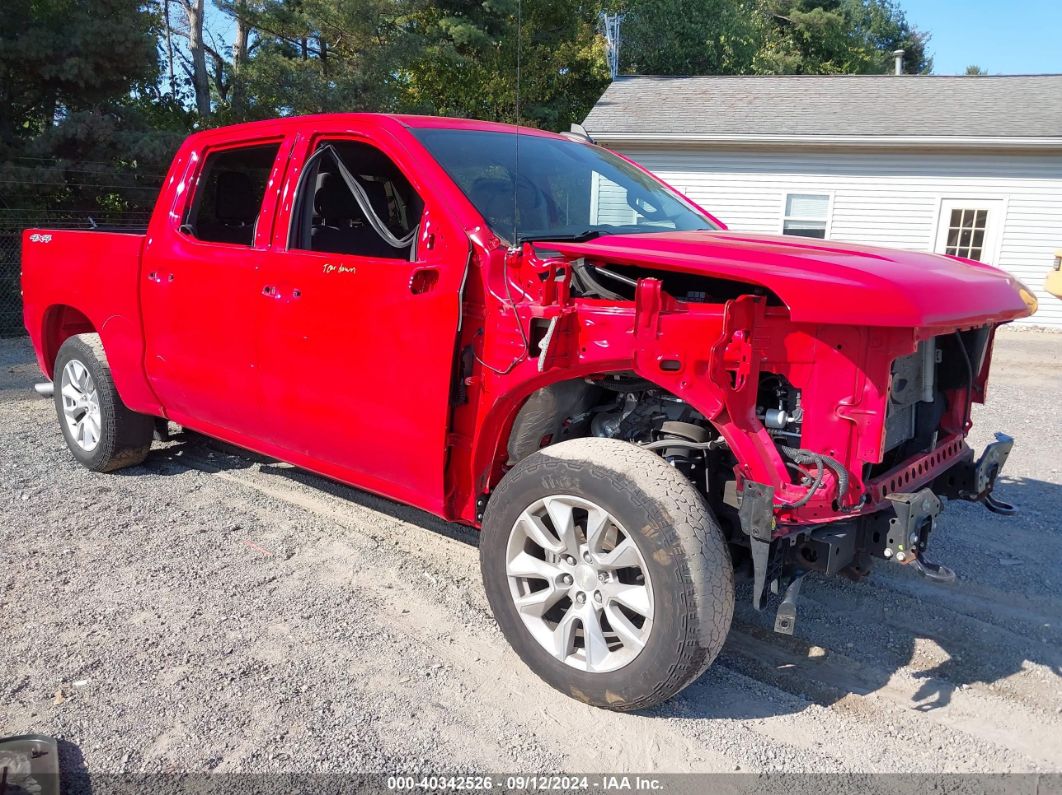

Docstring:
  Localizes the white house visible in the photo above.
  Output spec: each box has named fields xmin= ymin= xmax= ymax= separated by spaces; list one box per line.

xmin=582 ymin=74 xmax=1062 ymax=328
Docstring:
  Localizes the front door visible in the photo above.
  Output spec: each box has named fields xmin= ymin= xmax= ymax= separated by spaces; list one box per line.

xmin=257 ymin=133 xmax=467 ymax=514
xmin=934 ymin=199 xmax=1004 ymax=264
xmin=142 ymin=139 xmax=290 ymax=438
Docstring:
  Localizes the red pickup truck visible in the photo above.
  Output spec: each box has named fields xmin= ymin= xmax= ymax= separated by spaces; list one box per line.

xmin=21 ymin=114 xmax=1036 ymax=710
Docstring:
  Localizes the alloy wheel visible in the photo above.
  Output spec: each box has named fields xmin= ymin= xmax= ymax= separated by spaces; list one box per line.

xmin=60 ymin=359 xmax=102 ymax=452
xmin=505 ymin=495 xmax=655 ymax=673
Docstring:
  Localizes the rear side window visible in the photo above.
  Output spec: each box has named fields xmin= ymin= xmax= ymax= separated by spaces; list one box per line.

xmin=184 ymin=143 xmax=281 ymax=246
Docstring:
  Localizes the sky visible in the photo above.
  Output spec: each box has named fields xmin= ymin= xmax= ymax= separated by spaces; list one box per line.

xmin=905 ymin=0 xmax=1062 ymax=75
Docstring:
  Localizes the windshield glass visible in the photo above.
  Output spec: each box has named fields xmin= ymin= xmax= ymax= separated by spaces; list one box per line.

xmin=411 ymin=128 xmax=717 ymax=243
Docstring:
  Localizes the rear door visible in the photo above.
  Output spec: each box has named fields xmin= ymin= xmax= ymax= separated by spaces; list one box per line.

xmin=256 ymin=128 xmax=467 ymax=514
xmin=142 ymin=138 xmax=290 ymax=437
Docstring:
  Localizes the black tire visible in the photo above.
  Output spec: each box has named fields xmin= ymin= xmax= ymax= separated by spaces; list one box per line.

xmin=53 ymin=333 xmax=154 ymax=472
xmin=480 ymin=437 xmax=734 ymax=711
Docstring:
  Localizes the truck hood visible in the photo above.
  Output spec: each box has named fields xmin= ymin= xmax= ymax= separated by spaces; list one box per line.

xmin=545 ymin=230 xmax=1033 ymax=328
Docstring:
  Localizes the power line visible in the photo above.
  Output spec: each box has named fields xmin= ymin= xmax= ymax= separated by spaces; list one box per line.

xmin=0 ymin=179 xmax=161 ymax=190
xmin=2 ymin=166 xmax=167 ymax=180
xmin=7 ymin=155 xmax=167 ymax=169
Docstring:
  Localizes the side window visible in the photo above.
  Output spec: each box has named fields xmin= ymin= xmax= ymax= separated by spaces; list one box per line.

xmin=185 ymin=143 xmax=281 ymax=246
xmin=290 ymin=140 xmax=423 ymax=260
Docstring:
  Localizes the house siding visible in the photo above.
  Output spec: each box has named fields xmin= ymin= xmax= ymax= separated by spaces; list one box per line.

xmin=611 ymin=146 xmax=1062 ymax=328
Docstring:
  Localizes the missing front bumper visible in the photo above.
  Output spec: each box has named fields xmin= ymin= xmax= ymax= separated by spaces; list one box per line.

xmin=741 ymin=432 xmax=1017 ymax=631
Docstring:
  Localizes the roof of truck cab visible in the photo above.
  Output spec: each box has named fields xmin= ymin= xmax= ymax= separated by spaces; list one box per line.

xmin=183 ymin=113 xmax=566 ymax=146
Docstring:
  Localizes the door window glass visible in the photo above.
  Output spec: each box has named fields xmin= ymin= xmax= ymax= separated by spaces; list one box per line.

xmin=185 ymin=144 xmax=280 ymax=246
xmin=290 ymin=140 xmax=423 ymax=260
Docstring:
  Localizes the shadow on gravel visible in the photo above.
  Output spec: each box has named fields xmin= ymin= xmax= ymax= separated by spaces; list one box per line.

xmin=258 ymin=462 xmax=481 ymax=548
xmin=57 ymin=738 xmax=91 ymax=795
xmin=985 ymin=475 xmax=1062 ymax=525
xmin=125 ymin=430 xmax=263 ymax=478
xmin=148 ymin=429 xmax=480 ymax=548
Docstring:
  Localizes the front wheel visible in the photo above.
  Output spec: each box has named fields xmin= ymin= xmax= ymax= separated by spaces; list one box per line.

xmin=479 ymin=437 xmax=734 ymax=711
xmin=53 ymin=333 xmax=155 ymax=472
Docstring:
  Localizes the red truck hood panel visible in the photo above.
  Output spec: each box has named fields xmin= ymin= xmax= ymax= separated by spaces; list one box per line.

xmin=547 ymin=230 xmax=1031 ymax=328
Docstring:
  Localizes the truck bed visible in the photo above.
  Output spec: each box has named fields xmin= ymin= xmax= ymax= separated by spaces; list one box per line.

xmin=21 ymin=228 xmax=160 ymax=415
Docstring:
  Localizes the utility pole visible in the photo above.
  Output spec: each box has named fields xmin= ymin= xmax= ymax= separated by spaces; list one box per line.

xmin=599 ymin=12 xmax=626 ymax=80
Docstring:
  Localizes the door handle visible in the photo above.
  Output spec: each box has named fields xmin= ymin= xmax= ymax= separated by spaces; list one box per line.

xmin=410 ymin=267 xmax=439 ymax=295
xmin=262 ymin=285 xmax=299 ymax=300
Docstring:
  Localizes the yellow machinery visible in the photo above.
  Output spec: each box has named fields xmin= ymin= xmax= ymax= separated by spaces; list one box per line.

xmin=1047 ymin=249 xmax=1062 ymax=299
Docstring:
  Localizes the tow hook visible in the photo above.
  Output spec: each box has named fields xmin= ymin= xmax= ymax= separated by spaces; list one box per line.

xmin=983 ymin=493 xmax=1016 ymax=515
xmin=911 ymin=553 xmax=957 ymax=584
xmin=884 ymin=489 xmax=941 ymax=563
xmin=881 ymin=490 xmax=960 ymax=584
xmin=973 ymin=433 xmax=1017 ymax=515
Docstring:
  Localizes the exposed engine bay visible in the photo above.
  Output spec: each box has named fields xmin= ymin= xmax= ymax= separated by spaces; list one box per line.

xmin=875 ymin=327 xmax=993 ymax=474
xmin=564 ymin=258 xmax=783 ymax=306
xmin=507 ymin=371 xmax=846 ymax=530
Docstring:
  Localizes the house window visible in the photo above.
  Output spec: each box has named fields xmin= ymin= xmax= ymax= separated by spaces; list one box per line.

xmin=934 ymin=199 xmax=1002 ymax=264
xmin=782 ymin=193 xmax=830 ymax=239
xmin=942 ymin=208 xmax=988 ymax=260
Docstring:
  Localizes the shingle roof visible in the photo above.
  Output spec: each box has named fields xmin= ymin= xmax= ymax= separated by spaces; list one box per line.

xmin=582 ymin=75 xmax=1062 ymax=142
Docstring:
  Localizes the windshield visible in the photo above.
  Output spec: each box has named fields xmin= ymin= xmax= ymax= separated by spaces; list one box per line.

xmin=411 ymin=128 xmax=717 ymax=244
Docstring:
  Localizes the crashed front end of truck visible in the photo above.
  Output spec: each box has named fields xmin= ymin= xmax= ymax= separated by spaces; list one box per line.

xmin=476 ymin=235 xmax=1035 ymax=635
xmin=729 ymin=323 xmax=1018 ymax=634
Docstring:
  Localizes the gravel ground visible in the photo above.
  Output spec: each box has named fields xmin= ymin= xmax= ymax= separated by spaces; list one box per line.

xmin=2 ymin=329 xmax=1061 ymax=783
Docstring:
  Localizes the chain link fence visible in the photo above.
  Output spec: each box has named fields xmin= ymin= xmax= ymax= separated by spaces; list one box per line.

xmin=0 ymin=209 xmax=153 ymax=336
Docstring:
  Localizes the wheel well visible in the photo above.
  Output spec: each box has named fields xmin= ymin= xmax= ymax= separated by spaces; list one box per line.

xmin=41 ymin=305 xmax=95 ymax=377
xmin=494 ymin=375 xmax=742 ymax=540
xmin=501 ymin=373 xmax=728 ymax=466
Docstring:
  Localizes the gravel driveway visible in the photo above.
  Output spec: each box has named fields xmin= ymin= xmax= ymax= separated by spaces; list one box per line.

xmin=2 ymin=329 xmax=1061 ymax=783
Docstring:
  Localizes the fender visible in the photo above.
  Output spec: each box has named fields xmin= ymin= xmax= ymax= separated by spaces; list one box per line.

xmin=34 ymin=305 xmax=164 ymax=417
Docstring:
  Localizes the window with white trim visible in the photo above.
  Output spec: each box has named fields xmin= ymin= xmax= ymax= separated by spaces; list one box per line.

xmin=782 ymin=193 xmax=830 ymax=239
xmin=933 ymin=199 xmax=1003 ymax=264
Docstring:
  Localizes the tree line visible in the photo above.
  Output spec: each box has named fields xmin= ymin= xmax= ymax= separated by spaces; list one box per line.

xmin=0 ymin=0 xmax=929 ymax=217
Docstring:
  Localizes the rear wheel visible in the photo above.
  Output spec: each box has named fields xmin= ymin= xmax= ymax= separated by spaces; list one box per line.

xmin=53 ymin=334 xmax=154 ymax=472
xmin=479 ymin=437 xmax=734 ymax=711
